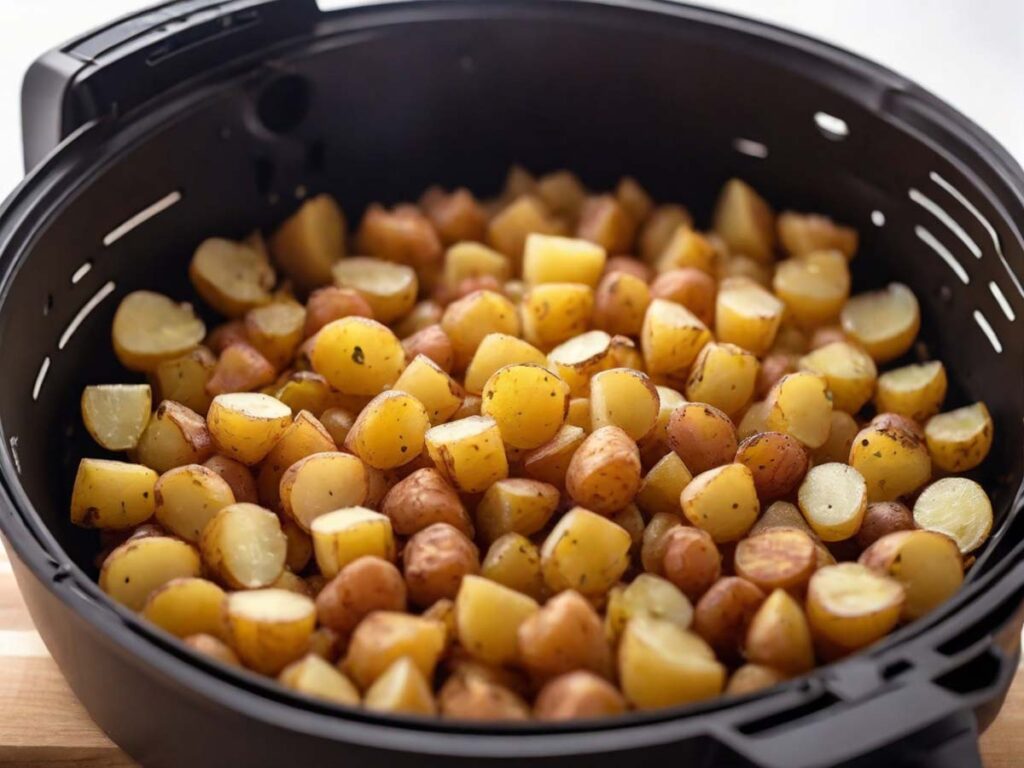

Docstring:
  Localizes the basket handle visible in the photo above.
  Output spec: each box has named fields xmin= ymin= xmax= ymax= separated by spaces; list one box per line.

xmin=20 ymin=0 xmax=320 ymax=171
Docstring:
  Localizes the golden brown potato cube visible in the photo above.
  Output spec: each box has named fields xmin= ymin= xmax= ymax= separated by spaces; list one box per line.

xmin=840 ymin=283 xmax=920 ymax=363
xmin=639 ymin=204 xmax=693 ymax=263
xmin=392 ymin=355 xmax=463 ymax=426
xmin=344 ymin=611 xmax=446 ymax=689
xmin=636 ymin=453 xmax=692 ymax=519
xmin=256 ymin=409 xmax=337 ymax=508
xmin=661 ymin=526 xmax=721 ymax=601
xmin=681 ymin=463 xmax=760 ymax=543
xmin=204 ymin=455 xmax=258 ymax=504
xmin=641 ymin=298 xmax=712 ymax=377
xmin=619 ymin=616 xmax=725 ymax=709
xmin=81 ymin=384 xmax=152 ymax=451
xmin=546 ymin=330 xmax=613 ymax=397
xmin=797 ymin=462 xmax=867 ymax=542
xmin=639 ymin=512 xmax=683 ymax=574
xmin=589 ymin=368 xmax=659 ymax=441
xmin=715 ymin=277 xmax=784 ymax=356
xmin=243 ymin=301 xmax=306 ymax=369
xmin=71 ymin=458 xmax=157 ymax=530
xmin=227 ymin=588 xmax=316 ymax=674
xmin=536 ymin=170 xmax=588 ymax=221
xmin=269 ymin=194 xmax=346 ymax=290
xmin=535 ymin=670 xmax=627 ymax=720
xmin=605 ymin=573 xmax=693 ymax=644
xmin=207 ymin=392 xmax=291 ymax=465
xmin=924 ymin=402 xmax=993 ymax=472
xmin=189 ymin=237 xmax=274 ymax=318
xmin=304 ymin=286 xmax=373 ymax=337
xmin=421 ymin=186 xmax=487 ymax=246
xmin=311 ymin=507 xmax=396 ymax=578
xmin=455 ymin=574 xmax=539 ymax=666
xmin=279 ymin=653 xmax=361 ymax=705
xmin=685 ymin=342 xmax=758 ymax=418
xmin=310 ymin=317 xmax=406 ymax=395
xmin=806 ymin=563 xmax=903 ymax=654
xmin=315 ymin=556 xmax=406 ymax=635
xmin=380 ymin=467 xmax=472 ymax=537
xmin=154 ymin=464 xmax=234 ymax=542
xmin=764 ymin=372 xmax=832 ymax=449
xmin=666 ymin=402 xmax=738 ymax=476
xmin=403 ymin=523 xmax=480 ymax=607
xmin=523 ymin=233 xmax=607 ymax=288
xmin=142 ymin=577 xmax=227 ymax=639
xmin=487 ymin=194 xmax=561 ymax=268
xmin=692 ymin=577 xmax=766 ymax=661
xmin=332 ymin=257 xmax=418 ymax=324
xmin=356 ymin=203 xmax=441 ymax=269
xmin=480 ymin=363 xmax=570 ymax=449
xmin=735 ymin=528 xmax=817 ymax=593
xmin=438 ymin=672 xmax=530 ymax=720
xmin=280 ymin=452 xmax=368 ymax=531
xmin=112 ymin=291 xmax=206 ymax=373
xmin=592 ymin=271 xmax=651 ymax=337
xmin=344 ymin=390 xmax=429 ymax=469
xmin=655 ymin=226 xmax=715 ymax=275
xmin=875 ymin=361 xmax=947 ymax=423
xmin=849 ymin=423 xmax=931 ymax=502
xmin=132 ymin=400 xmax=214 ymax=473
xmin=521 ymin=283 xmax=595 ymax=351
xmin=726 ymin=664 xmax=787 ymax=696
xmin=522 ymin=425 xmax=587 ymax=489
xmin=913 ymin=477 xmax=992 ymax=554
xmin=712 ymin=178 xmax=775 ymax=263
xmin=153 ymin=348 xmax=216 ymax=415
xmin=518 ymin=590 xmax=611 ymax=680
xmin=734 ymin=431 xmax=808 ymax=501
xmin=860 ymin=530 xmax=963 ymax=620
xmin=798 ymin=341 xmax=876 ymax=414
xmin=424 ymin=416 xmax=508 ymax=493
xmin=463 ymin=332 xmax=547 ymax=395
xmin=481 ymin=533 xmax=545 ymax=600
xmin=772 ymin=251 xmax=850 ymax=329
xmin=744 ymin=588 xmax=814 ymax=674
xmin=441 ymin=289 xmax=521 ymax=370
xmin=364 ymin=656 xmax=436 ymax=715
xmin=200 ymin=502 xmax=286 ymax=588
xmin=99 ymin=536 xmax=201 ymax=610
xmin=205 ymin=342 xmax=276 ymax=397
xmin=540 ymin=507 xmax=632 ymax=597
xmin=810 ymin=410 xmax=859 ymax=465
xmin=475 ymin=478 xmax=559 ymax=543
xmin=576 ymin=195 xmax=636 ymax=254
xmin=565 ymin=426 xmax=642 ymax=515
xmin=777 ymin=211 xmax=858 ymax=259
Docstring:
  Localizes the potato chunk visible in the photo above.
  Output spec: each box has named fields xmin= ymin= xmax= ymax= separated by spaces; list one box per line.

xmin=480 ymin=364 xmax=570 ymax=449
xmin=245 ymin=302 xmax=306 ymax=369
xmin=380 ymin=467 xmax=472 ymax=537
xmin=441 ymin=290 xmax=521 ymax=369
xmin=256 ymin=409 xmax=336 ymax=509
xmin=860 ymin=530 xmax=963 ymax=619
xmin=806 ymin=563 xmax=904 ymax=653
xmin=425 ymin=416 xmax=508 ymax=493
xmin=744 ymin=589 xmax=814 ymax=674
xmin=875 ymin=361 xmax=947 ymax=422
xmin=913 ymin=477 xmax=992 ymax=554
xmin=365 ymin=656 xmax=436 ymax=715
xmin=840 ymin=283 xmax=920 ymax=362
xmin=487 ymin=195 xmax=561 ymax=267
xmin=455 ymin=575 xmax=539 ymax=665
xmin=712 ymin=178 xmax=775 ymax=263
xmin=99 ymin=535 xmax=201 ymax=610
xmin=200 ymin=503 xmax=287 ymax=588
xmin=810 ymin=410 xmax=859 ymax=465
xmin=714 ymin=277 xmax=784 ymax=356
xmin=605 ymin=574 xmax=693 ymax=643
xmin=142 ymin=577 xmax=227 ymax=639
xmin=681 ymin=464 xmax=760 ymax=543
xmin=310 ymin=507 xmax=396 ymax=578
xmin=666 ymin=402 xmax=738 ymax=475
xmin=345 ymin=391 xmax=429 ymax=469
xmin=518 ymin=590 xmax=611 ymax=680
xmin=641 ymin=298 xmax=711 ymax=377
xmin=344 ymin=611 xmax=446 ymax=689
xmin=481 ymin=533 xmax=545 ymax=600
xmin=189 ymin=237 xmax=274 ymax=318
xmin=577 ymin=195 xmax=636 ymax=253
xmin=772 ymin=251 xmax=850 ymax=328
xmin=207 ymin=392 xmax=292 ymax=465
xmin=798 ymin=341 xmax=877 ymax=414
xmin=153 ymin=348 xmax=215 ymax=415
xmin=310 ymin=317 xmax=405 ymax=395
xmin=522 ymin=425 xmax=586 ymax=489
xmin=463 ymin=333 xmax=548 ymax=394
xmin=849 ymin=424 xmax=931 ymax=502
xmin=924 ymin=402 xmax=993 ymax=472
xmin=403 ymin=523 xmax=480 ymax=607
xmin=393 ymin=355 xmax=464 ymax=425
xmin=269 ymin=194 xmax=346 ymax=290
xmin=332 ymin=257 xmax=418 ymax=323
xmin=547 ymin=331 xmax=613 ymax=396
xmin=476 ymin=478 xmax=559 ymax=543
xmin=685 ymin=343 xmax=758 ymax=418
xmin=523 ymin=234 xmax=606 ymax=288
xmin=279 ymin=654 xmax=361 ymax=706
xmin=541 ymin=507 xmax=632 ymax=596
xmin=692 ymin=577 xmax=765 ymax=662
xmin=734 ymin=528 xmax=817 ymax=593
xmin=81 ymin=384 xmax=152 ymax=451
xmin=439 ymin=672 xmax=530 ymax=720
xmin=280 ymin=452 xmax=368 ymax=531
xmin=535 ymin=671 xmax=626 ymax=720
xmin=112 ymin=291 xmax=205 ymax=372
xmin=764 ymin=372 xmax=832 ymax=449
xmin=154 ymin=464 xmax=235 ymax=541
xmin=71 ymin=459 xmax=157 ymax=529
xmin=593 ymin=272 xmax=651 ymax=337
xmin=443 ymin=242 xmax=510 ymax=288
xmin=734 ymin=431 xmax=808 ymax=501
xmin=661 ymin=527 xmax=721 ymax=601
xmin=521 ymin=283 xmax=595 ymax=351
xmin=588 ymin=368 xmax=659 ymax=441
xmin=777 ymin=211 xmax=858 ymax=259
xmin=227 ymin=588 xmax=316 ymax=674
xmin=797 ymin=462 xmax=867 ymax=542
xmin=636 ymin=452 xmax=692 ymax=519
xmin=640 ymin=204 xmax=692 ymax=263
xmin=565 ymin=426 xmax=641 ymax=515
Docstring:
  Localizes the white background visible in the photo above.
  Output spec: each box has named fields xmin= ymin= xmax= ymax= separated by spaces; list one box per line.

xmin=0 ymin=0 xmax=1020 ymax=193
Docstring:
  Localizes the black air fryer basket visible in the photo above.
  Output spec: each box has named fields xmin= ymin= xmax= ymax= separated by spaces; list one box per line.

xmin=1 ymin=1 xmax=1023 ymax=766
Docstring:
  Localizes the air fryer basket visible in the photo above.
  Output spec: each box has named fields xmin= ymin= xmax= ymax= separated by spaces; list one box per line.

xmin=1 ymin=1 xmax=1023 ymax=766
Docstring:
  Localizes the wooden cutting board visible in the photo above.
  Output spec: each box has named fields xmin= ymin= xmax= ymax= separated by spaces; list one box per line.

xmin=0 ymin=541 xmax=1019 ymax=767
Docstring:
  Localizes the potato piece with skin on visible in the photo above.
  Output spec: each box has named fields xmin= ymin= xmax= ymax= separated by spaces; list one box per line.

xmin=441 ymin=289 xmax=521 ymax=370
xmin=640 ymin=512 xmax=684 ymax=575
xmin=871 ymin=411 xmax=925 ymax=441
xmin=777 ymin=211 xmax=858 ymax=260
xmin=797 ymin=462 xmax=867 ymax=542
xmin=589 ymin=368 xmax=659 ymax=441
xmin=207 ymin=392 xmax=291 ymax=465
xmin=566 ymin=397 xmax=591 ymax=432
xmin=849 ymin=423 xmax=931 ymax=502
xmin=142 ymin=577 xmax=227 ymax=639
xmin=425 ymin=416 xmax=508 ymax=493
xmin=481 ymin=363 xmax=570 ymax=449
xmin=315 ymin=556 xmax=406 ymax=636
xmin=656 ymin=226 xmax=716 ymax=275
xmin=565 ymin=426 xmax=642 ymax=515
xmin=860 ymin=530 xmax=963 ymax=620
xmin=522 ymin=425 xmax=586 ymax=489
xmin=380 ymin=467 xmax=473 ymax=538
xmin=756 ymin=353 xmax=796 ymax=399
xmin=184 ymin=634 xmax=240 ymax=667
xmin=200 ymin=502 xmax=286 ymax=589
xmin=189 ymin=237 xmax=274 ymax=318
xmin=810 ymin=410 xmax=859 ymax=465
xmin=748 ymin=500 xmax=815 ymax=538
xmin=464 ymin=333 xmax=548 ymax=394
xmin=345 ymin=390 xmax=430 ymax=469
xmin=535 ymin=671 xmax=627 ymax=720
xmin=456 ymin=574 xmax=539 ymax=666
xmin=913 ymin=477 xmax=993 ymax=554
xmin=734 ymin=528 xmax=817 ymax=593
xmin=764 ymin=372 xmax=832 ymax=449
xmin=577 ymin=195 xmax=636 ymax=254
xmin=343 ymin=611 xmax=446 ymax=690
xmin=661 ymin=527 xmax=721 ymax=601
xmin=798 ymin=341 xmax=876 ymax=414
xmin=855 ymin=501 xmax=914 ymax=549
xmin=481 ymin=533 xmax=545 ymax=601
xmin=693 ymin=577 xmax=766 ymax=662
xmin=245 ymin=302 xmax=306 ymax=369
xmin=204 ymin=455 xmax=258 ymax=504
xmin=475 ymin=478 xmax=559 ymax=543
xmin=737 ymin=400 xmax=769 ymax=441
xmin=616 ymin=176 xmax=654 ymax=225
xmin=681 ymin=463 xmax=760 ymax=543
xmin=206 ymin=320 xmax=250 ymax=355
xmin=536 ymin=170 xmax=588 ymax=222
xmin=641 ymin=298 xmax=712 ymax=377
xmin=875 ymin=361 xmax=947 ymax=422
xmin=439 ymin=672 xmax=531 ymax=720
xmin=311 ymin=507 xmax=396 ymax=579
xmin=712 ymin=179 xmax=775 ymax=263
xmin=806 ymin=563 xmax=904 ymax=654
xmin=332 ymin=257 xmax=418 ymax=324
xmin=744 ymin=588 xmax=814 ymax=675
xmin=523 ymin=233 xmax=607 ymax=287
xmin=280 ymin=452 xmax=368 ymax=531
xmin=364 ymin=656 xmax=436 ymax=715
xmin=518 ymin=590 xmax=612 ymax=681
xmin=521 ymin=283 xmax=595 ymax=351
xmin=772 ymin=251 xmax=851 ymax=329
xmin=133 ymin=400 xmax=214 ymax=473
xmin=636 ymin=452 xmax=692 ymax=519
xmin=401 ymin=324 xmax=454 ymax=374
xmin=81 ymin=384 xmax=152 ymax=451
xmin=925 ymin=402 xmax=993 ymax=472
xmin=639 ymin=204 xmax=693 ymax=264
xmin=685 ymin=342 xmax=759 ymax=418
xmin=269 ymin=194 xmax=346 ymax=290
xmin=392 ymin=354 xmax=463 ymax=426
xmin=154 ymin=464 xmax=235 ymax=542
xmin=734 ymin=431 xmax=808 ymax=501
xmin=227 ymin=588 xmax=316 ymax=675
xmin=715 ymin=277 xmax=785 ymax=356
xmin=605 ymin=574 xmax=694 ymax=643
xmin=726 ymin=664 xmax=787 ymax=696
xmin=667 ymin=403 xmax=738 ymax=476
xmin=304 ymin=286 xmax=373 ymax=338
xmin=311 ymin=317 xmax=406 ymax=396
xmin=650 ymin=268 xmax=717 ymax=326
xmin=547 ymin=331 xmax=613 ymax=397
xmin=112 ymin=291 xmax=206 ymax=373
xmin=99 ymin=536 xmax=201 ymax=610
xmin=256 ymin=409 xmax=337 ymax=509
xmin=486 ymin=194 xmax=561 ymax=269
xmin=356 ymin=203 xmax=441 ymax=269
xmin=279 ymin=654 xmax=361 ymax=706
xmin=639 ymin=385 xmax=686 ymax=464
xmin=840 ymin=283 xmax=921 ymax=363
xmin=71 ymin=459 xmax=157 ymax=529
xmin=420 ymin=186 xmax=487 ymax=246
xmin=541 ymin=507 xmax=633 ymax=597
xmin=279 ymin=518 xmax=312 ymax=573
xmin=403 ymin=523 xmax=480 ymax=607
xmin=206 ymin=343 xmax=277 ymax=396
xmin=442 ymin=242 xmax=510 ymax=288
xmin=592 ymin=270 xmax=651 ymax=337
xmin=152 ymin=347 xmax=216 ymax=415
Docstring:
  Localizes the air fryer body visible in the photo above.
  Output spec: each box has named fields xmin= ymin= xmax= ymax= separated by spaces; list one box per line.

xmin=1 ymin=2 xmax=1023 ymax=767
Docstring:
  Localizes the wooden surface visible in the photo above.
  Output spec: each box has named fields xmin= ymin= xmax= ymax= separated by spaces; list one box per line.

xmin=0 ymin=542 xmax=1019 ymax=767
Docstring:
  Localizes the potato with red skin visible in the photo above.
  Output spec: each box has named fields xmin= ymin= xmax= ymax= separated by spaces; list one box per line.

xmin=203 ymin=455 xmax=258 ymax=504
xmin=206 ymin=343 xmax=277 ymax=395
xmin=661 ymin=527 xmax=721 ymax=601
xmin=592 ymin=271 xmax=651 ymax=337
xmin=667 ymin=403 xmax=738 ymax=475
xmin=693 ymin=577 xmax=766 ymax=662
xmin=534 ymin=671 xmax=627 ymax=720
xmin=734 ymin=431 xmax=808 ymax=501
xmin=420 ymin=186 xmax=487 ymax=246
xmin=380 ymin=468 xmax=473 ymax=538
xmin=640 ymin=512 xmax=684 ymax=575
xmin=756 ymin=353 xmax=796 ymax=399
xmin=401 ymin=325 xmax=454 ymax=373
xmin=565 ymin=426 xmax=642 ymax=515
xmin=356 ymin=203 xmax=442 ymax=269
xmin=577 ymin=195 xmax=636 ymax=253
xmin=304 ymin=287 xmax=373 ymax=337
xmin=184 ymin=633 xmax=241 ymax=666
xmin=603 ymin=255 xmax=653 ymax=282
xmin=206 ymin=320 xmax=249 ymax=355
xmin=403 ymin=523 xmax=481 ymax=607
xmin=855 ymin=501 xmax=915 ymax=549
xmin=517 ymin=590 xmax=611 ymax=681
xmin=649 ymin=268 xmax=717 ymax=326
xmin=734 ymin=528 xmax=817 ymax=593
xmin=870 ymin=412 xmax=925 ymax=442
xmin=438 ymin=673 xmax=530 ymax=720
xmin=315 ymin=556 xmax=406 ymax=636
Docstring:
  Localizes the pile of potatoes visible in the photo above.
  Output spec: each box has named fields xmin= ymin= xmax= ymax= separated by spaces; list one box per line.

xmin=70 ymin=167 xmax=996 ymax=720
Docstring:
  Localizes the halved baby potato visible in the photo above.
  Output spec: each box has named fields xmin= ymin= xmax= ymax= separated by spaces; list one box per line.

xmin=280 ymin=452 xmax=368 ymax=531
xmin=764 ymin=372 xmax=832 ymax=449
xmin=685 ymin=342 xmax=758 ymax=418
xmin=279 ymin=654 xmax=361 ymax=706
xmin=425 ymin=416 xmax=509 ymax=493
xmin=81 ymin=384 xmax=152 ymax=451
xmin=200 ymin=502 xmax=287 ymax=589
xmin=245 ymin=302 xmax=306 ymax=369
xmin=806 ymin=563 xmax=904 ymax=653
xmin=849 ymin=424 xmax=931 ymax=502
xmin=875 ymin=361 xmax=947 ymax=423
xmin=840 ymin=283 xmax=920 ymax=363
xmin=924 ymin=402 xmax=993 ymax=472
xmin=132 ymin=401 xmax=214 ymax=473
xmin=481 ymin=364 xmax=570 ymax=449
xmin=227 ymin=588 xmax=317 ymax=675
xmin=332 ymin=257 xmax=418 ymax=324
xmin=392 ymin=355 xmax=464 ymax=426
xmin=113 ymin=291 xmax=206 ymax=373
xmin=681 ymin=464 xmax=760 ymax=543
xmin=463 ymin=333 xmax=548 ymax=395
xmin=860 ymin=530 xmax=963 ymax=620
xmin=269 ymin=193 xmax=346 ymax=291
xmin=154 ymin=463 xmax=235 ymax=541
xmin=142 ymin=577 xmax=228 ymax=639
xmin=642 ymin=298 xmax=711 ymax=377
xmin=772 ymin=250 xmax=850 ymax=329
xmin=797 ymin=462 xmax=867 ymax=542
xmin=798 ymin=341 xmax=877 ymax=414
xmin=913 ymin=477 xmax=993 ymax=554
xmin=71 ymin=459 xmax=157 ymax=529
xmin=345 ymin=390 xmax=430 ymax=469
xmin=311 ymin=317 xmax=406 ymax=396
xmin=99 ymin=535 xmax=201 ymax=610
xmin=521 ymin=283 xmax=594 ymax=351
xmin=189 ymin=237 xmax=274 ymax=318
xmin=714 ymin=277 xmax=785 ymax=356
xmin=207 ymin=392 xmax=292 ymax=465
xmin=589 ymin=367 xmax=659 ymax=441
xmin=310 ymin=506 xmax=396 ymax=578
xmin=547 ymin=330 xmax=613 ymax=396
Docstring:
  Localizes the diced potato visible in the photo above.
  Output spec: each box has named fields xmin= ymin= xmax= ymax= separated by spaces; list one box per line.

xmin=855 ymin=501 xmax=914 ymax=549
xmin=913 ymin=477 xmax=993 ymax=554
xmin=81 ymin=384 xmax=152 ymax=451
xmin=748 ymin=500 xmax=814 ymax=538
xmin=639 ymin=204 xmax=693 ymax=263
xmin=534 ymin=670 xmax=627 ymax=720
xmin=392 ymin=355 xmax=463 ymax=426
xmin=605 ymin=574 xmax=693 ymax=643
xmin=380 ymin=467 xmax=473 ymax=537
xmin=744 ymin=589 xmax=814 ymax=675
xmin=772 ymin=251 xmax=850 ymax=328
xmin=616 ymin=176 xmax=654 ymax=224
xmin=566 ymin=397 xmax=591 ymax=432
xmin=476 ymin=478 xmax=559 ymax=543
xmin=112 ymin=291 xmax=206 ymax=372
xmin=681 ymin=464 xmax=760 ymax=543
xmin=425 ymin=416 xmax=508 ymax=493
xmin=636 ymin=452 xmax=692 ymax=519
xmin=310 ymin=507 xmax=396 ymax=578
xmin=712 ymin=179 xmax=775 ymax=263
xmin=650 ymin=268 xmax=717 ymax=326
xmin=523 ymin=234 xmax=606 ymax=288
xmin=541 ymin=507 xmax=632 ymax=596
xmin=304 ymin=286 xmax=373 ymax=338
xmin=518 ymin=590 xmax=611 ymax=680
xmin=547 ymin=331 xmax=613 ymax=397
xmin=806 ymin=563 xmax=904 ymax=652
xmin=874 ymin=361 xmax=947 ymax=423
xmin=735 ymin=431 xmax=808 ymax=501
xmin=481 ymin=533 xmax=545 ymax=600
xmin=849 ymin=424 xmax=931 ymax=502
xmin=315 ymin=556 xmax=406 ymax=635
xmin=798 ymin=342 xmax=876 ymax=414
xmin=201 ymin=503 xmax=287 ymax=588
xmin=71 ymin=459 xmax=157 ymax=529
xmin=685 ymin=342 xmax=758 ymax=417
xmin=639 ymin=385 xmax=687 ymax=461
xmin=480 ymin=364 xmax=570 ymax=449
xmin=279 ymin=654 xmax=361 ymax=706
xmin=537 ymin=170 xmax=588 ymax=221
xmin=715 ymin=277 xmax=784 ymax=356
xmin=356 ymin=204 xmax=441 ymax=269
xmin=364 ymin=656 xmax=436 ymax=714
xmin=310 ymin=317 xmax=406 ymax=395
xmin=810 ymin=410 xmax=859 ymax=465
xmin=332 ymin=257 xmax=418 ymax=324
xmin=692 ymin=577 xmax=766 ymax=661
xmin=205 ymin=342 xmax=276 ymax=396
xmin=455 ymin=575 xmax=539 ymax=665
xmin=764 ymin=372 xmax=832 ymax=449
xmin=737 ymin=400 xmax=769 ymax=441
xmin=840 ymin=283 xmax=920 ymax=362
xmin=487 ymin=195 xmax=561 ymax=268
xmin=640 ymin=512 xmax=683 ymax=575
xmin=656 ymin=226 xmax=715 ymax=274
xmin=204 ymin=455 xmax=258 ymax=505
xmin=777 ymin=211 xmax=858 ymax=259
xmin=521 ymin=425 xmax=586 ymax=488
xmin=280 ymin=452 xmax=368 ymax=531
xmin=441 ymin=290 xmax=521 ymax=369
xmin=463 ymin=333 xmax=548 ymax=394
xmin=189 ymin=237 xmax=274 ymax=318
xmin=860 ymin=530 xmax=963 ymax=619
xmin=244 ymin=302 xmax=306 ymax=369
xmin=521 ymin=283 xmax=595 ymax=351
xmin=593 ymin=272 xmax=651 ymax=337
xmin=154 ymin=464 xmax=235 ymax=541
xmin=401 ymin=325 xmax=454 ymax=374
xmin=726 ymin=664 xmax=787 ymax=696
xmin=269 ymin=194 xmax=346 ymax=290
xmin=207 ymin=392 xmax=292 ymax=465
xmin=256 ymin=409 xmax=336 ymax=509
xmin=438 ymin=671 xmax=531 ymax=720
xmin=565 ymin=426 xmax=642 ymax=515
xmin=661 ymin=527 xmax=721 ymax=600
xmin=344 ymin=611 xmax=446 ymax=689
xmin=641 ymin=298 xmax=712 ymax=377
xmin=227 ymin=588 xmax=316 ymax=675
xmin=666 ymin=403 xmax=738 ymax=475
xmin=619 ymin=616 xmax=725 ymax=709
xmin=577 ymin=195 xmax=636 ymax=253
xmin=344 ymin=390 xmax=429 ymax=469
xmin=797 ymin=462 xmax=867 ymax=542
xmin=589 ymin=368 xmax=659 ymax=441
xmin=734 ymin=528 xmax=817 ymax=593
xmin=142 ymin=577 xmax=227 ymax=639
xmin=924 ymin=402 xmax=993 ymax=472
xmin=443 ymin=242 xmax=510 ymax=288
xmin=99 ymin=536 xmax=201 ymax=610
xmin=153 ymin=348 xmax=216 ymax=415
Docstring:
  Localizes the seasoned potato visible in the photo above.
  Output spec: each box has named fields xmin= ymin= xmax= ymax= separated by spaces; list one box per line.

xmin=331 ymin=257 xmax=417 ymax=325
xmin=455 ymin=575 xmax=539 ymax=665
xmin=227 ymin=588 xmax=316 ymax=675
xmin=443 ymin=242 xmax=510 ymax=289
xmin=875 ymin=361 xmax=947 ymax=422
xmin=317 ymin=407 xmax=355 ymax=447
xmin=849 ymin=424 xmax=931 ymax=502
xmin=480 ymin=364 xmax=570 ymax=449
xmin=656 ymin=226 xmax=715 ymax=275
xmin=577 ymin=195 xmax=636 ymax=253
xmin=311 ymin=317 xmax=406 ymax=395
xmin=438 ymin=672 xmax=531 ymax=720
xmin=748 ymin=500 xmax=815 ymax=538
xmin=404 ymin=523 xmax=480 ymax=606
xmin=777 ymin=211 xmax=858 ymax=259
xmin=681 ymin=464 xmax=760 ymax=543
xmin=380 ymin=467 xmax=472 ymax=537
xmin=279 ymin=653 xmax=361 ymax=706
xmin=744 ymin=589 xmax=814 ymax=674
xmin=142 ymin=577 xmax=227 ymax=639
xmin=712 ymin=179 xmax=775 ymax=263
xmin=245 ymin=302 xmax=306 ymax=369
xmin=184 ymin=634 xmax=240 ymax=667
xmin=565 ymin=426 xmax=642 ymax=515
xmin=481 ymin=533 xmax=545 ymax=600
xmin=153 ymin=348 xmax=216 ymax=415
xmin=855 ymin=501 xmax=914 ymax=549
xmin=806 ymin=563 xmax=904 ymax=653
xmin=871 ymin=411 xmax=925 ymax=441
xmin=810 ymin=410 xmax=859 ymax=465
xmin=684 ymin=343 xmax=758 ymax=418
xmin=736 ymin=400 xmax=769 ymax=441
xmin=344 ymin=390 xmax=429 ymax=469
xmin=797 ymin=463 xmax=867 ymax=542
xmin=71 ymin=459 xmax=157 ymax=529
xmin=256 ymin=409 xmax=336 ymax=509
xmin=667 ymin=403 xmax=738 ymax=476
xmin=441 ymin=290 xmax=520 ymax=370
xmin=592 ymin=271 xmax=651 ymax=337
xmin=204 ymin=455 xmax=258 ymax=504
xmin=913 ymin=477 xmax=992 ymax=554
xmin=425 ymin=416 xmax=508 ymax=493
xmin=734 ymin=528 xmax=817 ymax=593
xmin=541 ymin=507 xmax=632 ymax=596
xmin=113 ymin=291 xmax=206 ymax=372
xmin=487 ymin=195 xmax=561 ymax=267
xmin=279 ymin=518 xmax=312 ymax=573
xmin=304 ymin=286 xmax=373 ymax=337
xmin=344 ymin=611 xmax=447 ymax=690
xmin=588 ymin=368 xmax=658 ymax=441
xmin=392 ymin=355 xmax=463 ymax=425
xmin=639 ymin=204 xmax=692 ymax=263
xmin=860 ymin=530 xmax=963 ymax=619
xmin=635 ymin=384 xmax=683 ymax=462
xmin=797 ymin=341 xmax=876 ymax=414
xmin=310 ymin=507 xmax=396 ymax=579
xmin=356 ymin=203 xmax=441 ymax=269
xmin=315 ymin=556 xmax=406 ymax=635
xmin=401 ymin=325 xmax=455 ymax=377
xmin=605 ymin=574 xmax=693 ymax=643
xmin=523 ymin=233 xmax=606 ymax=288
xmin=535 ymin=671 xmax=626 ymax=720
xmin=133 ymin=400 xmax=214 ymax=473
xmin=661 ymin=527 xmax=721 ymax=601
xmin=636 ymin=452 xmax=692 ymax=519
xmin=81 ymin=384 xmax=152 ymax=451
xmin=641 ymin=298 xmax=711 ymax=377
xmin=269 ymin=194 xmax=346 ymax=290
xmin=756 ymin=352 xmax=797 ymax=399
xmin=735 ymin=431 xmax=808 ymax=501
xmin=714 ymin=277 xmax=784 ymax=356
xmin=476 ymin=478 xmax=559 ymax=543
xmin=521 ymin=283 xmax=595 ymax=351
xmin=726 ymin=664 xmax=787 ymax=696
xmin=619 ymin=616 xmax=726 ymax=709
xmin=518 ymin=590 xmax=611 ymax=680
xmin=99 ymin=536 xmax=201 ymax=610
xmin=764 ymin=372 xmax=832 ymax=449
xmin=154 ymin=464 xmax=235 ymax=541
xmin=924 ymin=402 xmax=993 ymax=472
xmin=840 ymin=283 xmax=920 ymax=362
xmin=280 ymin=452 xmax=368 ymax=531
xmin=364 ymin=656 xmax=436 ymax=715
xmin=546 ymin=331 xmax=612 ymax=396
xmin=464 ymin=333 xmax=548 ymax=394
xmin=649 ymin=269 xmax=716 ymax=328
xmin=692 ymin=577 xmax=766 ymax=661
xmin=189 ymin=237 xmax=274 ymax=318
xmin=640 ymin=512 xmax=684 ymax=575
xmin=772 ymin=251 xmax=850 ymax=329
xmin=201 ymin=503 xmax=286 ymax=588
xmin=207 ymin=392 xmax=291 ymax=465
xmin=206 ymin=342 xmax=276 ymax=396
xmin=522 ymin=425 xmax=586 ymax=488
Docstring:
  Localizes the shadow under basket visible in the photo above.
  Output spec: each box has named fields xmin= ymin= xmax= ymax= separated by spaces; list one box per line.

xmin=2 ymin=1 xmax=1024 ymax=766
